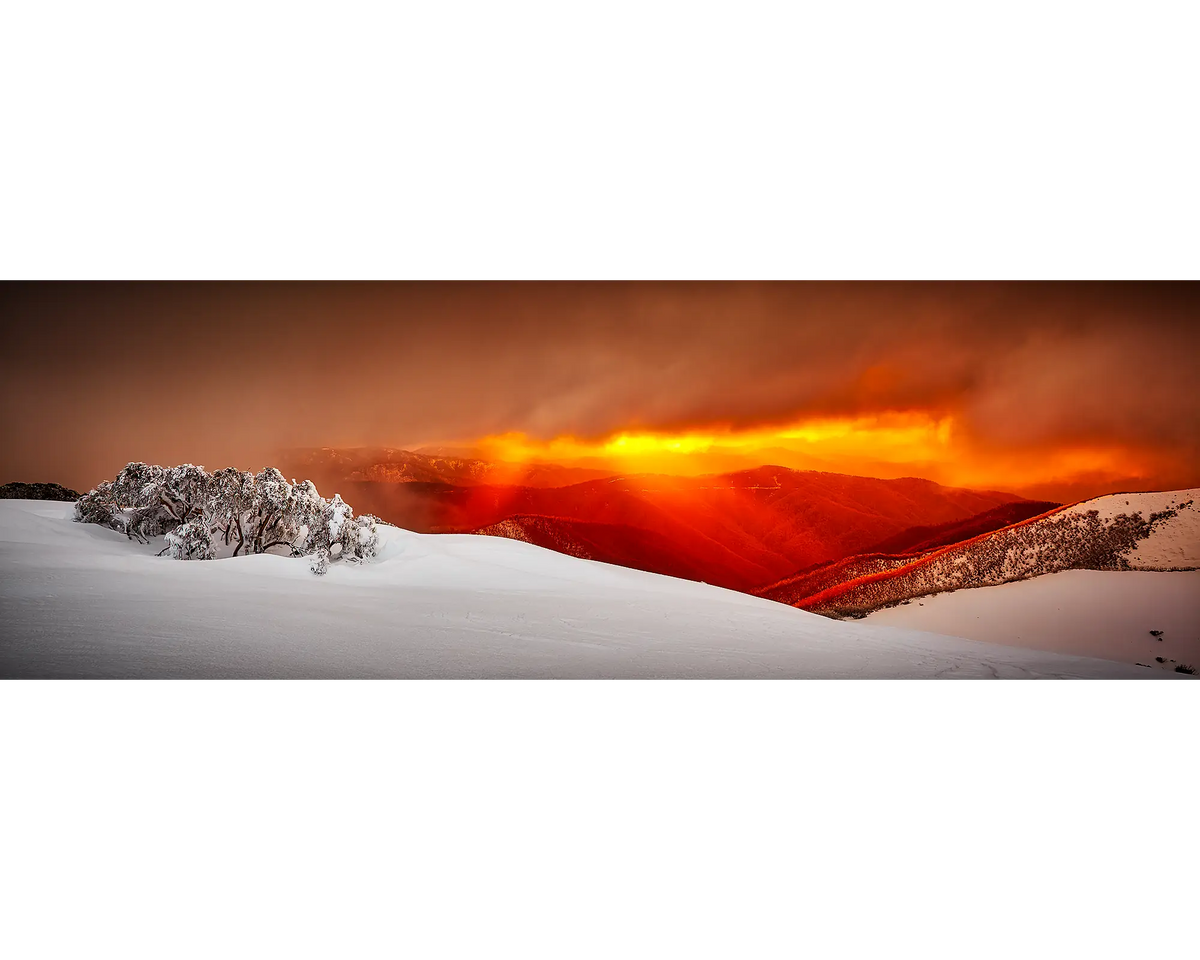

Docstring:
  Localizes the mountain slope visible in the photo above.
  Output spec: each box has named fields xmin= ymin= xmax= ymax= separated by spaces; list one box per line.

xmin=863 ymin=569 xmax=1200 ymax=671
xmin=753 ymin=501 xmax=1065 ymax=606
xmin=0 ymin=499 xmax=1157 ymax=679
xmin=771 ymin=489 xmax=1199 ymax=617
xmin=753 ymin=553 xmax=920 ymax=608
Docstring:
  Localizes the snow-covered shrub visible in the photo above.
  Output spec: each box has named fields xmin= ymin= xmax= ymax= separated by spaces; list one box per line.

xmin=295 ymin=496 xmax=378 ymax=565
xmin=75 ymin=484 xmax=119 ymax=527
xmin=109 ymin=462 xmax=166 ymax=510
xmin=165 ymin=521 xmax=215 ymax=561
xmin=302 ymin=493 xmax=350 ymax=554
xmin=309 ymin=548 xmax=330 ymax=576
xmin=349 ymin=514 xmax=380 ymax=561
xmin=284 ymin=487 xmax=325 ymax=555
xmin=248 ymin=467 xmax=295 ymax=554
xmin=288 ymin=479 xmax=326 ymax=553
xmin=125 ymin=503 xmax=175 ymax=542
xmin=75 ymin=462 xmax=384 ymax=573
xmin=93 ymin=461 xmax=213 ymax=542
xmin=254 ymin=467 xmax=292 ymax=512
xmin=326 ymin=493 xmax=353 ymax=546
xmin=209 ymin=467 xmax=256 ymax=553
xmin=75 ymin=478 xmax=159 ymax=542
xmin=160 ymin=463 xmax=211 ymax=521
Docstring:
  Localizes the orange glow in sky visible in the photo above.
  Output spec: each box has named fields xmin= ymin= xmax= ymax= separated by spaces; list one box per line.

xmin=475 ymin=412 xmax=952 ymax=471
xmin=3 ymin=282 xmax=1193 ymax=502
xmin=468 ymin=412 xmax=1151 ymax=494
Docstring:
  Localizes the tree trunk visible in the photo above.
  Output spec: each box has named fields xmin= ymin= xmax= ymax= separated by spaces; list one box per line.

xmin=232 ymin=513 xmax=246 ymax=557
xmin=254 ymin=509 xmax=278 ymax=554
xmin=160 ymin=492 xmax=183 ymax=521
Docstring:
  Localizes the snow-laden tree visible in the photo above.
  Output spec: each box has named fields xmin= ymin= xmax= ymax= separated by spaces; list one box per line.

xmin=161 ymin=463 xmax=210 ymax=521
xmin=165 ymin=521 xmax=215 ymax=560
xmin=108 ymin=462 xmax=166 ymax=509
xmin=75 ymin=462 xmax=383 ymax=573
xmin=351 ymin=514 xmax=381 ymax=561
xmin=85 ymin=461 xmax=213 ymax=543
xmin=304 ymin=494 xmax=350 ymax=554
xmin=323 ymin=493 xmax=354 ymax=558
xmin=289 ymin=479 xmax=326 ymax=553
xmin=249 ymin=467 xmax=295 ymax=555
xmin=301 ymin=494 xmax=381 ymax=563
xmin=208 ymin=467 xmax=256 ymax=554
xmin=75 ymin=481 xmax=122 ymax=531
xmin=104 ymin=462 xmax=173 ymax=541
xmin=309 ymin=548 xmax=330 ymax=576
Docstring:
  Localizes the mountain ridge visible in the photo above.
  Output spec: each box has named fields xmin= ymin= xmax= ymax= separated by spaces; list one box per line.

xmin=765 ymin=489 xmax=1199 ymax=617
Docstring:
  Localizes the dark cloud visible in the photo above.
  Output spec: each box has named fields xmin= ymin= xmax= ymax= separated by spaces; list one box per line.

xmin=1 ymin=282 xmax=1196 ymax=496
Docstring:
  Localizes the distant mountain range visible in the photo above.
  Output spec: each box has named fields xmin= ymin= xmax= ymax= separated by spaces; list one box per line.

xmin=282 ymin=446 xmax=611 ymax=488
xmin=280 ymin=447 xmax=1036 ymax=593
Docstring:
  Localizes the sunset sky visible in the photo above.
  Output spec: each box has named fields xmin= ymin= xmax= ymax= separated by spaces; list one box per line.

xmin=1 ymin=281 xmax=1197 ymax=500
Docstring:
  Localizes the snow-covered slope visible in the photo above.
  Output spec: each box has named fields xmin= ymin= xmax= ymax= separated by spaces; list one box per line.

xmin=864 ymin=570 xmax=1200 ymax=672
xmin=793 ymin=489 xmax=1198 ymax=616
xmin=1059 ymin=489 xmax=1200 ymax=568
xmin=0 ymin=499 xmax=1171 ymax=679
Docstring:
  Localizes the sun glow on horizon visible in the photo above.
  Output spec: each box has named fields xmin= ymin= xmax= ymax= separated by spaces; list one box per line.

xmin=457 ymin=412 xmax=1152 ymax=494
xmin=470 ymin=413 xmax=957 ymax=477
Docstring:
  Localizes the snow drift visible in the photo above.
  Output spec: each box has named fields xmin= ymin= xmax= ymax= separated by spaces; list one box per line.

xmin=864 ymin=569 xmax=1200 ymax=672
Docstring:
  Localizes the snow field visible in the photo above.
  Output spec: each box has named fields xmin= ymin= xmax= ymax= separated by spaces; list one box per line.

xmin=0 ymin=500 xmax=1170 ymax=679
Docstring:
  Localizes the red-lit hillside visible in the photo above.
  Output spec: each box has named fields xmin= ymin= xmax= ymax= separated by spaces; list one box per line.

xmin=761 ymin=489 xmax=1198 ymax=617
xmin=752 ymin=501 xmax=1065 ymax=609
